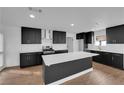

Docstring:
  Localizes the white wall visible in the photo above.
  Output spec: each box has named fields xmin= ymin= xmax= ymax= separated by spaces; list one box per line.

xmin=3 ymin=26 xmax=21 ymax=67
xmin=0 ymin=9 xmax=4 ymax=67
xmin=0 ymin=8 xmax=2 ymax=24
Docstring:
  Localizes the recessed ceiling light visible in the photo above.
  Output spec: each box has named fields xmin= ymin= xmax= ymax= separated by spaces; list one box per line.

xmin=70 ymin=24 xmax=74 ymax=27
xmin=29 ymin=14 xmax=35 ymax=18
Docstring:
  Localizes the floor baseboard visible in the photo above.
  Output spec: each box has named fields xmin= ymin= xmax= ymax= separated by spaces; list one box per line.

xmin=0 ymin=66 xmax=6 ymax=72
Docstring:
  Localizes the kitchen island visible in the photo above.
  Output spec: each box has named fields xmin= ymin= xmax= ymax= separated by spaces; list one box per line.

xmin=42 ymin=51 xmax=98 ymax=85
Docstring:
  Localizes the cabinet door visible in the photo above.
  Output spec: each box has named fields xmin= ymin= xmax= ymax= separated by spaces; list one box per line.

xmin=97 ymin=52 xmax=105 ymax=64
xmin=35 ymin=29 xmax=41 ymax=44
xmin=112 ymin=53 xmax=123 ymax=69
xmin=61 ymin=32 xmax=66 ymax=43
xmin=85 ymin=32 xmax=94 ymax=44
xmin=106 ymin=27 xmax=116 ymax=44
xmin=91 ymin=51 xmax=102 ymax=62
xmin=20 ymin=54 xmax=29 ymax=67
xmin=20 ymin=53 xmax=37 ymax=68
xmin=115 ymin=26 xmax=124 ymax=43
xmin=53 ymin=31 xmax=66 ymax=44
xmin=100 ymin=52 xmax=106 ymax=64
xmin=28 ymin=53 xmax=36 ymax=66
xmin=102 ymin=52 xmax=112 ymax=66
xmin=76 ymin=33 xmax=85 ymax=39
xmin=22 ymin=28 xmax=34 ymax=44
xmin=53 ymin=31 xmax=59 ymax=43
xmin=21 ymin=27 xmax=41 ymax=44
xmin=36 ymin=53 xmax=42 ymax=65
xmin=76 ymin=33 xmax=81 ymax=39
xmin=106 ymin=25 xmax=124 ymax=44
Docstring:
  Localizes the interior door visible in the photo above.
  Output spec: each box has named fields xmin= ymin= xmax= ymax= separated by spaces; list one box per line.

xmin=0 ymin=33 xmax=4 ymax=71
xmin=67 ymin=37 xmax=73 ymax=52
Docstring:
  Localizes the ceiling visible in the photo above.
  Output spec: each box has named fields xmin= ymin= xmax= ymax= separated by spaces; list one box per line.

xmin=1 ymin=7 xmax=124 ymax=33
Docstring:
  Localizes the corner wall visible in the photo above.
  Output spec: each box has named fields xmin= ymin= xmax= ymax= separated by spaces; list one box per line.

xmin=3 ymin=26 xmax=21 ymax=67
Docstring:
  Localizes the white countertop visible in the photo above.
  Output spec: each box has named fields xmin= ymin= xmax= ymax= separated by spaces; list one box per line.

xmin=87 ymin=49 xmax=124 ymax=54
xmin=42 ymin=51 xmax=98 ymax=66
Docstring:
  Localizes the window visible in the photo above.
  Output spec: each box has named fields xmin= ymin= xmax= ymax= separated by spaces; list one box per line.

xmin=101 ymin=40 xmax=106 ymax=46
xmin=95 ymin=41 xmax=100 ymax=46
xmin=95 ymin=35 xmax=106 ymax=46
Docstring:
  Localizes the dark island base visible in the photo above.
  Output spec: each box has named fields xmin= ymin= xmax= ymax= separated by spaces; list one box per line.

xmin=43 ymin=57 xmax=92 ymax=85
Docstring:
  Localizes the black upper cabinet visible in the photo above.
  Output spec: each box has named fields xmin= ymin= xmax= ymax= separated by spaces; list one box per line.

xmin=76 ymin=33 xmax=85 ymax=39
xmin=21 ymin=27 xmax=41 ymax=44
xmin=53 ymin=31 xmax=66 ymax=44
xmin=76 ymin=31 xmax=94 ymax=44
xmin=85 ymin=32 xmax=94 ymax=44
xmin=106 ymin=24 xmax=124 ymax=44
xmin=76 ymin=33 xmax=81 ymax=39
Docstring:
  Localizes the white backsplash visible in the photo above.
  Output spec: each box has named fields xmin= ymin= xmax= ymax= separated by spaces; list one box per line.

xmin=20 ymin=44 xmax=42 ymax=53
xmin=20 ymin=43 xmax=68 ymax=53
xmin=52 ymin=44 xmax=67 ymax=50
xmin=88 ymin=44 xmax=124 ymax=54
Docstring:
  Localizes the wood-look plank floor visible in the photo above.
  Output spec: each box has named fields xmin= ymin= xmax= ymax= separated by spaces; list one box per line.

xmin=63 ymin=62 xmax=124 ymax=85
xmin=0 ymin=62 xmax=124 ymax=85
xmin=0 ymin=65 xmax=43 ymax=85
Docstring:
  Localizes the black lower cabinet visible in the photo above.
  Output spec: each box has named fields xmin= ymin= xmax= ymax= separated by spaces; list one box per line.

xmin=55 ymin=50 xmax=68 ymax=54
xmin=103 ymin=52 xmax=112 ymax=66
xmin=36 ymin=52 xmax=43 ymax=65
xmin=90 ymin=51 xmax=102 ymax=63
xmin=112 ymin=53 xmax=123 ymax=68
xmin=20 ymin=50 xmax=68 ymax=68
xmin=90 ymin=50 xmax=123 ymax=69
xmin=20 ymin=52 xmax=42 ymax=68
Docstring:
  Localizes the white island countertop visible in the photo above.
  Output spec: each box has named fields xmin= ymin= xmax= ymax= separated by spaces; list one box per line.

xmin=42 ymin=51 xmax=98 ymax=66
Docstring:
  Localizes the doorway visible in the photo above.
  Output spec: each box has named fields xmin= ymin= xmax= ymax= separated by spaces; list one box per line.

xmin=78 ymin=39 xmax=84 ymax=51
xmin=0 ymin=33 xmax=4 ymax=71
xmin=67 ymin=37 xmax=73 ymax=52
